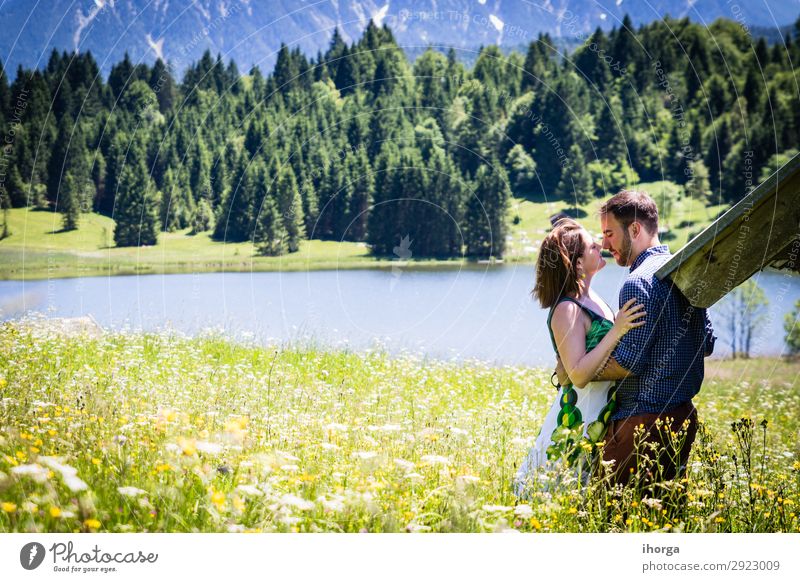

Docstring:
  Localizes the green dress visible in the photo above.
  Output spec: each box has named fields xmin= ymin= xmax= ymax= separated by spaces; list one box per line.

xmin=514 ymin=297 xmax=618 ymax=492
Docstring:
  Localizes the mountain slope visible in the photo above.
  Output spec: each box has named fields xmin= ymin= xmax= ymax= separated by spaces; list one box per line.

xmin=1 ymin=0 xmax=798 ymax=75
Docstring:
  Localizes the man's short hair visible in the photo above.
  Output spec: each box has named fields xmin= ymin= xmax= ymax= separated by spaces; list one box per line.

xmin=599 ymin=190 xmax=659 ymax=235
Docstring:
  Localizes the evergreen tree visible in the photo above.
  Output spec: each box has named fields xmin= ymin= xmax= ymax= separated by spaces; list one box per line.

xmin=343 ymin=146 xmax=373 ymax=241
xmin=1 ymin=18 xmax=792 ymax=263
xmin=254 ymin=193 xmax=286 ymax=256
xmin=274 ymin=43 xmax=300 ymax=94
xmin=0 ymin=58 xmax=10 ymax=118
xmin=324 ymin=28 xmax=348 ymax=81
xmin=742 ymin=61 xmax=763 ymax=114
xmin=190 ymin=140 xmax=213 ymax=201
xmin=450 ymin=79 xmax=497 ymax=177
xmin=505 ymin=144 xmax=537 ymax=194
xmin=422 ymin=140 xmax=466 ymax=257
xmin=191 ymin=198 xmax=214 ymax=234
xmin=334 ymin=47 xmax=358 ymax=96
xmin=6 ymin=164 xmax=28 ymax=207
xmin=108 ymin=52 xmax=134 ymax=100
xmin=275 ymin=166 xmax=305 ymax=252
xmin=556 ymin=144 xmax=593 ymax=209
xmin=529 ymin=77 xmax=580 ymax=194
xmin=47 ymin=116 xmax=71 ymax=205
xmin=665 ymin=122 xmax=692 ymax=185
xmin=504 ymin=93 xmax=537 ymax=152
xmin=47 ymin=117 xmax=91 ymax=210
xmin=785 ymin=298 xmax=800 ymax=356
xmin=685 ymin=159 xmax=712 ymax=207
xmin=521 ymin=36 xmax=550 ymax=92
xmin=574 ymin=28 xmax=611 ymax=92
xmin=299 ymin=176 xmax=319 ymax=238
xmin=367 ymin=142 xmax=401 ymax=256
xmin=160 ymin=167 xmax=192 ymax=231
xmin=473 ymin=46 xmax=508 ymax=92
xmin=706 ymin=74 xmax=729 ymax=119
xmin=149 ymin=59 xmax=177 ymax=113
xmin=464 ymin=161 xmax=510 ymax=259
xmin=611 ymin=15 xmax=636 ymax=70
xmin=0 ymin=192 xmax=9 ymax=240
xmin=412 ymin=50 xmax=450 ymax=130
xmin=114 ymin=165 xmax=159 ymax=246
xmin=594 ymin=94 xmax=627 ymax=166
xmin=215 ymin=157 xmax=259 ymax=242
xmin=60 ymin=172 xmax=81 ymax=231
xmin=704 ymin=118 xmax=732 ymax=196
xmin=721 ymin=141 xmax=751 ymax=203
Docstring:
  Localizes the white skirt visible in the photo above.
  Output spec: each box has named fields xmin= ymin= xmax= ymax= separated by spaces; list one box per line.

xmin=514 ymin=379 xmax=615 ymax=496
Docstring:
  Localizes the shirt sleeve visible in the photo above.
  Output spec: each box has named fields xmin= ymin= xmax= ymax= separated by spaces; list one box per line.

xmin=704 ymin=309 xmax=716 ymax=356
xmin=612 ymin=277 xmax=660 ymax=376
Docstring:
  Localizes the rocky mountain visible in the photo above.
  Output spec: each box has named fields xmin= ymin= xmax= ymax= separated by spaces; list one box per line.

xmin=1 ymin=0 xmax=798 ymax=75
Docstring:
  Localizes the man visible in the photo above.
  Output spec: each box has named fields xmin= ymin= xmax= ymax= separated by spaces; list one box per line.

xmin=558 ymin=190 xmax=715 ymax=486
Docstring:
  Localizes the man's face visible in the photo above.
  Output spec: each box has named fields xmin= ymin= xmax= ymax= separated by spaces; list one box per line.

xmin=601 ymin=213 xmax=633 ymax=266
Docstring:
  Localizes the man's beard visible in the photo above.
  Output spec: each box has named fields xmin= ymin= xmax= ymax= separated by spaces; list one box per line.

xmin=617 ymin=229 xmax=633 ymax=266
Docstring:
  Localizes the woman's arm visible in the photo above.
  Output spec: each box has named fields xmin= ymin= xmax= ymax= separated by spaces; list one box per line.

xmin=551 ymin=299 xmax=645 ymax=389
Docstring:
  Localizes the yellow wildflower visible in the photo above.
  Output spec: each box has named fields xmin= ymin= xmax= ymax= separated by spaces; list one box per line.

xmin=177 ymin=437 xmax=196 ymax=456
xmin=49 ymin=507 xmax=62 ymax=518
xmin=211 ymin=491 xmax=226 ymax=512
xmin=84 ymin=519 xmax=101 ymax=530
xmin=2 ymin=502 xmax=17 ymax=513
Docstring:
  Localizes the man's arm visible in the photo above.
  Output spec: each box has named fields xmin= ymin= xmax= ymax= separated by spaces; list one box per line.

xmin=704 ymin=309 xmax=716 ymax=357
xmin=592 ymin=277 xmax=660 ymax=381
xmin=556 ymin=350 xmax=632 ymax=384
xmin=591 ymin=356 xmax=633 ymax=380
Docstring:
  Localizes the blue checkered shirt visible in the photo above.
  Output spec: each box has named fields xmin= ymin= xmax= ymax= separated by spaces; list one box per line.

xmin=610 ymin=245 xmax=715 ymax=420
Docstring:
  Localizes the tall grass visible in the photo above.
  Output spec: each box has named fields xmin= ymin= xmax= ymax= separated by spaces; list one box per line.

xmin=0 ymin=321 xmax=797 ymax=532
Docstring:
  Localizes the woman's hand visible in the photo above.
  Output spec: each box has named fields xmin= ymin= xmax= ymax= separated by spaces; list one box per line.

xmin=612 ymin=298 xmax=646 ymax=340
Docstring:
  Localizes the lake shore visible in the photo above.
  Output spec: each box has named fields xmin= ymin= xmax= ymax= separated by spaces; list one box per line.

xmin=0 ymin=191 xmax=725 ymax=280
xmin=0 ymin=247 xmax=519 ymax=281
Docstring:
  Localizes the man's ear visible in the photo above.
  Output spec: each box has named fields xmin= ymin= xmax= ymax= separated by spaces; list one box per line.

xmin=629 ymin=221 xmax=641 ymax=239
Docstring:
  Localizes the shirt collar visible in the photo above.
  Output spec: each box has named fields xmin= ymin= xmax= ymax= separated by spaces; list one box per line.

xmin=630 ymin=244 xmax=670 ymax=272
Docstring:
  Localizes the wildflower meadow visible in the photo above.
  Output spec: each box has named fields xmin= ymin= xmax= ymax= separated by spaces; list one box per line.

xmin=1 ymin=321 xmax=798 ymax=533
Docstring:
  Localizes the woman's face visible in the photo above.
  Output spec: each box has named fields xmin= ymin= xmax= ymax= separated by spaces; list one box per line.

xmin=579 ymin=229 xmax=605 ymax=276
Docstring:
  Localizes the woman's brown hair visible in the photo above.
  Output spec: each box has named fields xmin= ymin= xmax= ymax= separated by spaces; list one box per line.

xmin=532 ymin=218 xmax=585 ymax=308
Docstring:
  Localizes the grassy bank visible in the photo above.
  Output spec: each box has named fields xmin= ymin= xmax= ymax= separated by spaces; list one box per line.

xmin=1 ymin=323 xmax=797 ymax=533
xmin=0 ymin=184 xmax=727 ymax=280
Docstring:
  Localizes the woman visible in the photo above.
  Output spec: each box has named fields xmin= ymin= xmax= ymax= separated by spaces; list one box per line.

xmin=514 ymin=218 xmax=644 ymax=495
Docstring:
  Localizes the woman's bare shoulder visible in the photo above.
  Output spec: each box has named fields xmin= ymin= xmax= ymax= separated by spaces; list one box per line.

xmin=550 ymin=300 xmax=583 ymax=329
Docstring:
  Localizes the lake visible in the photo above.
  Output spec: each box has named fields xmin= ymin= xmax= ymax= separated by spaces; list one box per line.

xmin=1 ymin=263 xmax=797 ymax=366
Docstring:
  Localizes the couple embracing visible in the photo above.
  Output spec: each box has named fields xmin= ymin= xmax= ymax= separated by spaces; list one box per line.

xmin=515 ymin=190 xmax=715 ymax=494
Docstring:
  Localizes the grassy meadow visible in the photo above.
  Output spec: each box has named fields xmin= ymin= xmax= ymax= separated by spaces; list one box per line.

xmin=1 ymin=321 xmax=797 ymax=533
xmin=0 ymin=184 xmax=727 ymax=279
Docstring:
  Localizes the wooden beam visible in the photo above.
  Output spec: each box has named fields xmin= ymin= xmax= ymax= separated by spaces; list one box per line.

xmin=656 ymin=153 xmax=800 ymax=308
